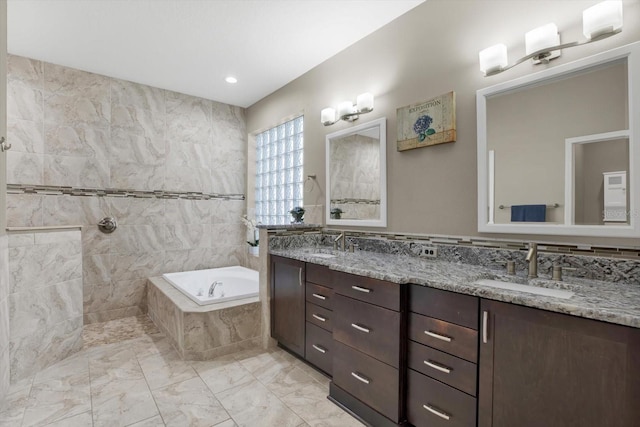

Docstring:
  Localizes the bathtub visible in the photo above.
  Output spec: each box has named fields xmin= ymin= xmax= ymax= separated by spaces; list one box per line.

xmin=162 ymin=266 xmax=259 ymax=306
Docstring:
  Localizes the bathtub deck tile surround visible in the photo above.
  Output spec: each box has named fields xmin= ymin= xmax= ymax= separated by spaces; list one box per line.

xmin=147 ymin=276 xmax=261 ymax=360
xmin=0 ymin=316 xmax=362 ymax=427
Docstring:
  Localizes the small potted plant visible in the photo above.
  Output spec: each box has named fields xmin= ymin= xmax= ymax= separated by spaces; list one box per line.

xmin=241 ymin=215 xmax=260 ymax=256
xmin=289 ymin=206 xmax=305 ymax=224
xmin=330 ymin=207 xmax=343 ymax=219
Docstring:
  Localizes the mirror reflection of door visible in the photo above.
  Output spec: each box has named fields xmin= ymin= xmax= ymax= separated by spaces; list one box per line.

xmin=573 ymin=139 xmax=629 ymax=225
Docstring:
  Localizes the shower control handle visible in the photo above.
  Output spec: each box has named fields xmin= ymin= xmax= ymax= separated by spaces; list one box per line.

xmin=0 ymin=136 xmax=11 ymax=152
xmin=97 ymin=217 xmax=118 ymax=234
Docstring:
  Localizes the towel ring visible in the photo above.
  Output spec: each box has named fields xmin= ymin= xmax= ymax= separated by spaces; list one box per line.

xmin=304 ymin=174 xmax=317 ymax=193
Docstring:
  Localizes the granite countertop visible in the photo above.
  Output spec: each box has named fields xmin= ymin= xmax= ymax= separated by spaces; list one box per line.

xmin=270 ymin=247 xmax=640 ymax=329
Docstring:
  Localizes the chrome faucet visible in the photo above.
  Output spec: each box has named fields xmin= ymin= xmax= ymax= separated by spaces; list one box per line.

xmin=208 ymin=281 xmax=222 ymax=297
xmin=525 ymin=243 xmax=538 ymax=279
xmin=334 ymin=232 xmax=346 ymax=251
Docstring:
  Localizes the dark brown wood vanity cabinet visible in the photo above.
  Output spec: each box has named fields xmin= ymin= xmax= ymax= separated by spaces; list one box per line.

xmin=304 ymin=263 xmax=334 ymax=375
xmin=479 ymin=299 xmax=640 ymax=427
xmin=330 ymin=271 xmax=407 ymax=427
xmin=407 ymin=285 xmax=479 ymax=427
xmin=270 ymin=255 xmax=306 ymax=357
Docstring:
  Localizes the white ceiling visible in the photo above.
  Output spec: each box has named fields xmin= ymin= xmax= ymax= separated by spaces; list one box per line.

xmin=7 ymin=0 xmax=424 ymax=108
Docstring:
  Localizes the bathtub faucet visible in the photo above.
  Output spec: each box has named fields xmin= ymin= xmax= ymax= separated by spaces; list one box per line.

xmin=208 ymin=281 xmax=222 ymax=297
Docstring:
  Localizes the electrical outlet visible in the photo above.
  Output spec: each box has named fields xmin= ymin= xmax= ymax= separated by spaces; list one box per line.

xmin=418 ymin=246 xmax=438 ymax=259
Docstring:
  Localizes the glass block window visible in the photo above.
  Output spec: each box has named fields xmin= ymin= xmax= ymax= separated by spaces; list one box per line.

xmin=255 ymin=116 xmax=304 ymax=225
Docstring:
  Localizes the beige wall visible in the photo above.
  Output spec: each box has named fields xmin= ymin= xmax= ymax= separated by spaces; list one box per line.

xmin=488 ymin=62 xmax=627 ymax=225
xmin=245 ymin=0 xmax=640 ymax=246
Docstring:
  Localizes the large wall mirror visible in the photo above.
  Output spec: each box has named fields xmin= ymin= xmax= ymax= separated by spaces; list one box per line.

xmin=326 ymin=117 xmax=387 ymax=227
xmin=477 ymin=41 xmax=640 ymax=237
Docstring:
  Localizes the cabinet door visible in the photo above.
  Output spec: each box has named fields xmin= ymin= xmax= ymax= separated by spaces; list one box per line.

xmin=270 ymin=256 xmax=305 ymax=357
xmin=479 ymin=299 xmax=640 ymax=427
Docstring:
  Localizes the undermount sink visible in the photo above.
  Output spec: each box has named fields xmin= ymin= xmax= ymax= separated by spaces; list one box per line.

xmin=474 ymin=279 xmax=574 ymax=299
xmin=308 ymin=253 xmax=336 ymax=259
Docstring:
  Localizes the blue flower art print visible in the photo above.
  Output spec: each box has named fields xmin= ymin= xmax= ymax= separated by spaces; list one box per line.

xmin=413 ymin=114 xmax=436 ymax=142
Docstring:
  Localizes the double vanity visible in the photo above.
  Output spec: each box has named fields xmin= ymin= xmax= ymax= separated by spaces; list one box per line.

xmin=269 ymin=247 xmax=640 ymax=427
xmin=270 ymin=39 xmax=640 ymax=427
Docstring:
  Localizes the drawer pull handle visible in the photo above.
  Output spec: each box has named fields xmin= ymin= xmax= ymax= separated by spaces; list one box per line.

xmin=424 ymin=360 xmax=451 ymax=374
xmin=424 ymin=404 xmax=451 ymax=421
xmin=312 ymin=293 xmax=326 ymax=300
xmin=312 ymin=344 xmax=326 ymax=354
xmin=351 ymin=285 xmax=371 ymax=293
xmin=425 ymin=330 xmax=452 ymax=342
xmin=351 ymin=372 xmax=370 ymax=384
xmin=351 ymin=323 xmax=370 ymax=333
xmin=312 ymin=314 xmax=326 ymax=322
xmin=483 ymin=310 xmax=489 ymax=344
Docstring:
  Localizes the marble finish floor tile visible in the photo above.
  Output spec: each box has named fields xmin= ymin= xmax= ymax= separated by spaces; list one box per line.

xmin=192 ymin=356 xmax=254 ymax=395
xmin=215 ymin=379 xmax=303 ymax=427
xmin=2 ymin=315 xmax=362 ymax=427
xmin=40 ymin=411 xmax=93 ymax=426
xmin=137 ymin=351 xmax=197 ymax=391
xmin=152 ymin=376 xmax=230 ymax=427
xmin=0 ymin=378 xmax=33 ymax=426
xmin=22 ymin=371 xmax=91 ymax=427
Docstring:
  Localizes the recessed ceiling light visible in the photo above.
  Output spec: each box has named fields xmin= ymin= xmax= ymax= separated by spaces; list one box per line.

xmin=225 ymin=76 xmax=238 ymax=84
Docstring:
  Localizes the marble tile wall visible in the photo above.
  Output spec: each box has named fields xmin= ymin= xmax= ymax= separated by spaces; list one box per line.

xmin=0 ymin=235 xmax=9 ymax=401
xmin=7 ymin=229 xmax=83 ymax=382
xmin=6 ymin=54 xmax=252 ymax=323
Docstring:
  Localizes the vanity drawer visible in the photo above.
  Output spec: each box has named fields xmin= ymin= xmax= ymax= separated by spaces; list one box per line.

xmin=332 ymin=270 xmax=400 ymax=311
xmin=409 ymin=313 xmax=478 ymax=363
xmin=306 ymin=302 xmax=333 ymax=332
xmin=306 ymin=263 xmax=333 ymax=288
xmin=305 ymin=322 xmax=333 ymax=375
xmin=306 ymin=283 xmax=334 ymax=310
xmin=407 ymin=369 xmax=476 ymax=427
xmin=333 ymin=340 xmax=399 ymax=422
xmin=408 ymin=340 xmax=477 ymax=396
xmin=334 ymin=294 xmax=400 ymax=367
xmin=410 ymin=285 xmax=479 ymax=330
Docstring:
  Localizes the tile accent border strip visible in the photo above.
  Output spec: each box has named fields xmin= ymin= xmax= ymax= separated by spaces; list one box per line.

xmin=7 ymin=184 xmax=245 ymax=201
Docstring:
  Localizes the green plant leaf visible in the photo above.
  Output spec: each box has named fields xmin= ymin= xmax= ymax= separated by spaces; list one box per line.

xmin=426 ymin=128 xmax=436 ymax=135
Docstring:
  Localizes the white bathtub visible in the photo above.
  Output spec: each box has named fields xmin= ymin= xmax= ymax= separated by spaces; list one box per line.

xmin=162 ymin=266 xmax=259 ymax=306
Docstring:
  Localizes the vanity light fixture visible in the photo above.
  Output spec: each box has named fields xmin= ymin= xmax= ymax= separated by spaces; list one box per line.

xmin=321 ymin=92 xmax=374 ymax=126
xmin=479 ymin=0 xmax=623 ymax=76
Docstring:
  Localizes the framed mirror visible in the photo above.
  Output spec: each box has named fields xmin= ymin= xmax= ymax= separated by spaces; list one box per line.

xmin=326 ymin=117 xmax=387 ymax=227
xmin=477 ymin=41 xmax=640 ymax=237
